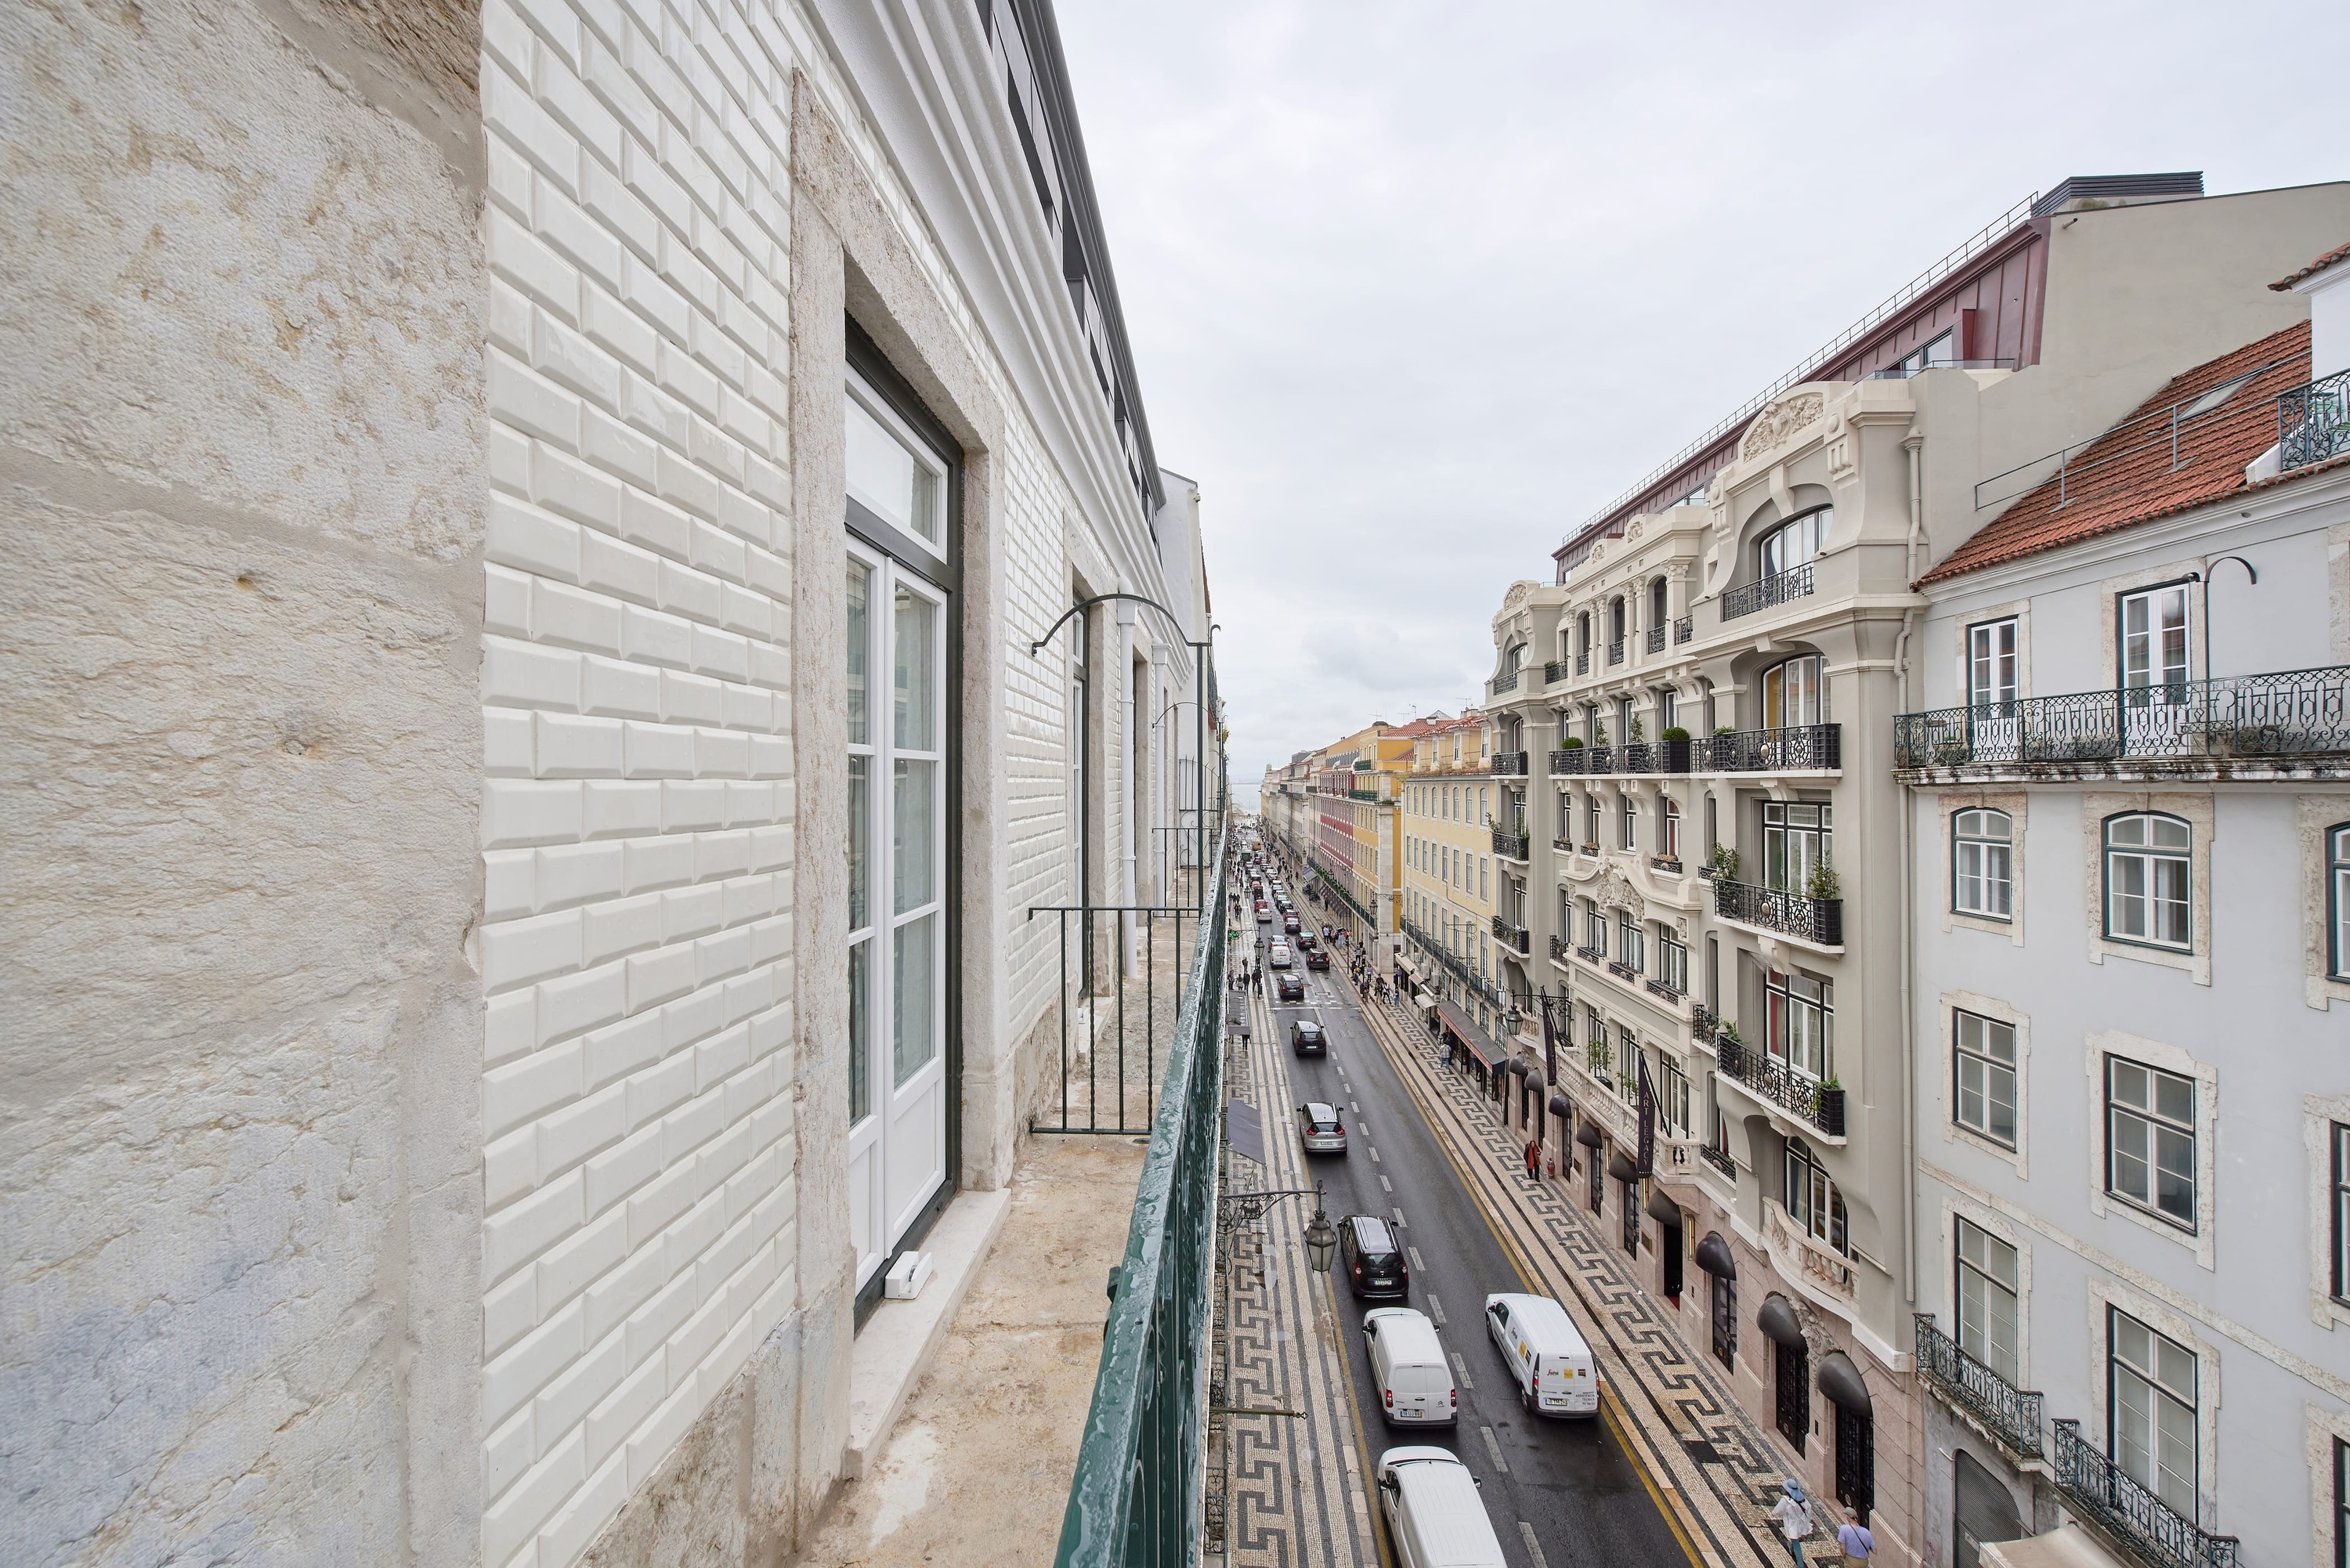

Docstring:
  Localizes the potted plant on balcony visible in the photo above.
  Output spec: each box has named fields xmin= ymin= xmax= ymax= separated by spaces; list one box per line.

xmin=1817 ymin=1074 xmax=1847 ymax=1136
xmin=1705 ymin=842 xmax=1738 ymax=883
xmin=1589 ymin=719 xmax=1612 ymax=773
xmin=1659 ymin=724 xmax=1691 ymax=773
xmin=1804 ymin=861 xmax=1841 ymax=901
xmin=1557 ymin=734 xmax=1585 ymax=775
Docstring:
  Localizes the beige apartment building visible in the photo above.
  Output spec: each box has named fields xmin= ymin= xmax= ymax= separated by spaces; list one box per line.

xmin=1398 ymin=714 xmax=1529 ymax=1079
xmin=1477 ymin=174 xmax=2350 ymax=1560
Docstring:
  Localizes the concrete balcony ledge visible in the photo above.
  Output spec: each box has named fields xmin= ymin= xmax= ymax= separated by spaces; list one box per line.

xmin=841 ymin=1187 xmax=1014 ymax=1479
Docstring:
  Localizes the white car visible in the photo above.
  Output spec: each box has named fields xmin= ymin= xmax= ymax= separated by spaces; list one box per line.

xmin=1484 ymin=1292 xmax=1598 ymax=1417
xmin=1375 ymin=1447 xmax=1505 ymax=1568
xmin=1268 ymin=941 xmax=1292 ymax=969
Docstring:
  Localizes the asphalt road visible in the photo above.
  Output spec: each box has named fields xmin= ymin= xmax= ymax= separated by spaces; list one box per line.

xmin=1254 ymin=926 xmax=1685 ymax=1568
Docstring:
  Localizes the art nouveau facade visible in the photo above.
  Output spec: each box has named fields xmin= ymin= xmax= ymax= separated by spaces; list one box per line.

xmin=1 ymin=2 xmax=1212 ymax=1564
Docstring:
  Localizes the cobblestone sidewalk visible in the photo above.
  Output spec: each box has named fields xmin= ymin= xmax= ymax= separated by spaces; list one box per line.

xmin=1361 ymin=998 xmax=1855 ymax=1568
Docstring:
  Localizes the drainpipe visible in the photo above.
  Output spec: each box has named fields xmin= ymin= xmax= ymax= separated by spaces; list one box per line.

xmin=1896 ymin=432 xmax=1925 ymax=1309
xmin=1116 ymin=599 xmax=1140 ymax=972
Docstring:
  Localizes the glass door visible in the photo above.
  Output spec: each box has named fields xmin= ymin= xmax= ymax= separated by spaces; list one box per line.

xmin=2119 ymin=584 xmax=2190 ymax=756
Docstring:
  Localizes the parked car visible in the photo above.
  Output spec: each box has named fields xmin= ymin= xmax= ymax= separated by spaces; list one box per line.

xmin=1296 ymin=930 xmax=1318 ymax=951
xmin=1276 ymin=973 xmax=1305 ymax=1002
xmin=1255 ymin=903 xmax=1271 ymax=923
xmin=1364 ymin=1309 xmax=1455 ymax=1426
xmin=1290 ymin=1020 xmax=1325 ymax=1055
xmin=1306 ymin=947 xmax=1331 ymax=971
xmin=1283 ymin=915 xmax=1301 ymax=935
xmin=1376 ymin=1449 xmax=1502 ymax=1567
xmin=1340 ymin=1215 xmax=1408 ymax=1299
xmin=1268 ymin=941 xmax=1292 ymax=969
xmin=1297 ymin=1101 xmax=1346 ymax=1154
xmin=1484 ymin=1292 xmax=1598 ymax=1418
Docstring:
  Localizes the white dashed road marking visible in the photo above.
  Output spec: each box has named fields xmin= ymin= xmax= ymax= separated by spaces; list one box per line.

xmin=1480 ymin=1425 xmax=1509 ymax=1474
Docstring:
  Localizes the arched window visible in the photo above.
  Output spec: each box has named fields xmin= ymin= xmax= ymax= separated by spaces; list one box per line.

xmin=1759 ymin=506 xmax=1831 ymax=578
xmin=1784 ymin=1136 xmax=1850 ymax=1255
xmin=2329 ymin=823 xmax=2348 ymax=980
xmin=1761 ymin=653 xmax=1826 ymax=728
xmin=2104 ymin=813 xmax=2190 ymax=950
xmin=1577 ymin=612 xmax=1592 ymax=656
xmin=1650 ymin=576 xmax=1669 ymax=627
xmin=1505 ymin=641 xmax=1525 ymax=675
xmin=1953 ymin=808 xmax=2014 ymax=919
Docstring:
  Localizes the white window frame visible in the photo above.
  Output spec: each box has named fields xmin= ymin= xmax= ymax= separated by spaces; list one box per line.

xmin=1953 ymin=807 xmax=2014 ymax=920
xmin=2104 ymin=812 xmax=2192 ymax=952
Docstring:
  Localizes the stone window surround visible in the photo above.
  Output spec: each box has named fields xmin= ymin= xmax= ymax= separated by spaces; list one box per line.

xmin=1936 ymin=989 xmax=2029 ymax=1178
xmin=2085 ymin=1277 xmax=2222 ymax=1537
xmin=1948 ymin=594 xmax=2034 ymax=706
xmin=1937 ymin=789 xmax=2026 ymax=946
xmin=1939 ymin=1193 xmax=2034 ymax=1388
xmin=2084 ymin=1028 xmax=2218 ymax=1271
xmin=2305 ymin=1093 xmax=2350 ymax=1335
xmin=2097 ymin=556 xmax=2213 ymax=688
xmin=2080 ymin=791 xmax=2214 ymax=987
xmin=2302 ymin=1401 xmax=2350 ymax=1568
xmin=2300 ymin=797 xmax=2350 ymax=1011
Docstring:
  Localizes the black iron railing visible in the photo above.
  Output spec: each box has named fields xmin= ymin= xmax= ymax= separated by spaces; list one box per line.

xmin=2279 ymin=366 xmax=2350 ymax=472
xmin=2049 ymin=1419 xmax=2237 ymax=1568
xmin=1492 ymin=914 xmax=1531 ymax=955
xmin=1649 ymin=854 xmax=1683 ymax=875
xmin=1586 ymin=745 xmax=1615 ymax=774
xmin=1607 ymin=639 xmax=1626 ymax=665
xmin=1576 ymin=652 xmax=1590 ymax=674
xmin=1490 ymin=670 xmax=1522 ymax=695
xmin=1622 ymin=742 xmax=1654 ymax=773
xmin=1715 ymin=878 xmax=1843 ymax=946
xmin=1914 ymin=1314 xmax=2043 ymax=1461
xmin=1491 ymin=826 xmax=1531 ymax=860
xmin=1673 ymin=615 xmax=1693 ymax=645
xmin=1701 ymin=723 xmax=1841 ymax=771
xmin=1646 ymin=625 xmax=1665 ymax=653
xmin=1699 ymin=1142 xmax=1737 ymax=1179
xmin=1543 ymin=659 xmax=1570 ymax=685
xmin=1717 ymin=1033 xmax=1846 ymax=1136
xmin=1549 ymin=933 xmax=1571 ymax=963
xmin=1491 ymin=751 xmax=1529 ymax=776
xmin=1549 ymin=748 xmax=1584 ymax=775
xmin=1894 ymin=667 xmax=2350 ymax=768
xmin=1719 ymin=562 xmax=1815 ymax=621
xmin=1690 ymin=1002 xmax=1718 ymax=1044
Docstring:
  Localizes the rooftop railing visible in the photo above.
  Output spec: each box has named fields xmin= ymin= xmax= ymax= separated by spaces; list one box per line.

xmin=1894 ymin=667 xmax=2350 ymax=770
xmin=1719 ymin=562 xmax=1814 ymax=621
xmin=2280 ymin=366 xmax=2350 ymax=471
xmin=1914 ymin=1313 xmax=2043 ymax=1462
xmin=1715 ymin=877 xmax=1844 ymax=948
xmin=2049 ymin=1419 xmax=2238 ymax=1568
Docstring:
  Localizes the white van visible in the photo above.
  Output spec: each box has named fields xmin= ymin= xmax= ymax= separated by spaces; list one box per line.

xmin=1482 ymin=1292 xmax=1598 ymax=1417
xmin=1363 ymin=1308 xmax=1455 ymax=1426
xmin=1268 ymin=941 xmax=1292 ymax=969
xmin=1375 ymin=1447 xmax=1507 ymax=1568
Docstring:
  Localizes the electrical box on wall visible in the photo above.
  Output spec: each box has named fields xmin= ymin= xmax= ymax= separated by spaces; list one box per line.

xmin=884 ymin=1251 xmax=935 ymax=1301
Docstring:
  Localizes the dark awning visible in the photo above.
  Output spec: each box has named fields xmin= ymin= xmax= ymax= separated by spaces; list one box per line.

xmin=1547 ymin=1092 xmax=1572 ymax=1120
xmin=1817 ymin=1350 xmax=1873 ymax=1415
xmin=1757 ymin=1293 xmax=1805 ymax=1347
xmin=1695 ymin=1232 xmax=1737 ymax=1277
xmin=1226 ymin=1100 xmax=1265 ymax=1165
xmin=1435 ymin=999 xmax=1501 ymax=1066
xmin=1575 ymin=1118 xmax=1606 ymax=1149
xmin=1647 ymin=1187 xmax=1685 ymax=1227
xmin=1607 ymin=1151 xmax=1640 ymax=1183
xmin=1507 ymin=1056 xmax=1530 ymax=1078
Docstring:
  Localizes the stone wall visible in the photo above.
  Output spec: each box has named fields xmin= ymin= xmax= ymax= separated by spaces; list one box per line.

xmin=0 ymin=0 xmax=488 ymax=1562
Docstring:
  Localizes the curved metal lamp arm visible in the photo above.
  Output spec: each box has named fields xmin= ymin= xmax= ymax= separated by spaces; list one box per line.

xmin=1030 ymin=591 xmax=1209 ymax=656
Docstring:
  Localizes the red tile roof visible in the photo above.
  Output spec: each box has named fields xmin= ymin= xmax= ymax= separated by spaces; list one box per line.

xmin=2271 ymin=240 xmax=2350 ymax=290
xmin=1917 ymin=322 xmax=2309 ymax=586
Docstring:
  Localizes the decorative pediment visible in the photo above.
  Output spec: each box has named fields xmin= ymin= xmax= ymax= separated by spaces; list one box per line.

xmin=1739 ymin=392 xmax=1824 ymax=461
xmin=1502 ymin=579 xmax=1535 ymax=615
xmin=1600 ymin=867 xmax=1643 ymax=916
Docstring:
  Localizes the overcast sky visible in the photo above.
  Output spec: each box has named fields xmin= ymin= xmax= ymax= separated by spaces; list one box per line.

xmin=1050 ymin=0 xmax=2350 ymax=794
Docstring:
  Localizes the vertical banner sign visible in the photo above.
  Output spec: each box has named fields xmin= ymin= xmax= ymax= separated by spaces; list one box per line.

xmin=1637 ymin=1053 xmax=1657 ymax=1176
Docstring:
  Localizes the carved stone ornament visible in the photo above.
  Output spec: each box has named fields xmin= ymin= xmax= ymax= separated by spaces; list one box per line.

xmin=1600 ymin=867 xmax=1642 ymax=917
xmin=1674 ymin=915 xmax=1689 ymax=937
xmin=1665 ymin=560 xmax=1690 ymax=583
xmin=1503 ymin=580 xmax=1535 ymax=615
xmin=1589 ymin=542 xmax=1607 ymax=566
xmin=1739 ymin=391 xmax=1825 ymax=461
xmin=1624 ymin=517 xmax=1645 ymax=541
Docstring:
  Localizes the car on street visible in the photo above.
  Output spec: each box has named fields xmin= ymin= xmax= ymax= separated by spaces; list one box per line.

xmin=1267 ymin=941 xmax=1292 ymax=969
xmin=1364 ymin=1309 xmax=1455 ymax=1426
xmin=1306 ymin=947 xmax=1330 ymax=971
xmin=1296 ymin=928 xmax=1318 ymax=949
xmin=1375 ymin=1449 xmax=1503 ymax=1566
xmin=1276 ymin=973 xmax=1305 ymax=1002
xmin=1255 ymin=903 xmax=1271 ymax=923
xmin=1296 ymin=1101 xmax=1346 ymax=1154
xmin=1484 ymin=1292 xmax=1599 ymax=1418
xmin=1339 ymin=1215 xmax=1408 ymax=1299
xmin=1290 ymin=1019 xmax=1325 ymax=1055
xmin=1283 ymin=915 xmax=1301 ymax=935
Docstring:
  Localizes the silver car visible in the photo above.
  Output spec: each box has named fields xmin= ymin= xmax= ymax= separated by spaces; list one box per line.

xmin=1298 ymin=1102 xmax=1347 ymax=1155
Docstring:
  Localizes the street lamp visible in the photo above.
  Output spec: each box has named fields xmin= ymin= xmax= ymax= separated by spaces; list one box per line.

xmin=1303 ymin=1194 xmax=1336 ymax=1275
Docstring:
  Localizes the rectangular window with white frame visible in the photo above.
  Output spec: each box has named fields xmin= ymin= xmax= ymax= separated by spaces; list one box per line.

xmin=1661 ymin=797 xmax=1682 ymax=862
xmin=1954 ymin=807 xmax=2013 ymax=919
xmin=1658 ymin=927 xmax=1688 ymax=996
xmin=1954 ymin=1217 xmax=2021 ymax=1386
xmin=2104 ymin=812 xmax=2191 ymax=951
xmin=2106 ymin=1055 xmax=2195 ymax=1230
xmin=1618 ymin=912 xmax=1643 ymax=974
xmin=2108 ymin=1306 xmax=2197 ymax=1519
xmin=2119 ymin=583 xmax=2191 ymax=698
xmin=1954 ymin=1010 xmax=2018 ymax=1147
xmin=1968 ymin=616 xmax=2019 ymax=710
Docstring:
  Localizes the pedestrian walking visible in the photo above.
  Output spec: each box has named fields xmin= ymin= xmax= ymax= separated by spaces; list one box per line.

xmin=1835 ymin=1509 xmax=1875 ymax=1563
xmin=1769 ymin=1479 xmax=1813 ymax=1565
xmin=1524 ymin=1140 xmax=1540 ymax=1180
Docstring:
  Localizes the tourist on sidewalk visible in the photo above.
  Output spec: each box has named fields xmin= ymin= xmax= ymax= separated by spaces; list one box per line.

xmin=1523 ymin=1140 xmax=1540 ymax=1180
xmin=1770 ymin=1479 xmax=1813 ymax=1564
xmin=1835 ymin=1509 xmax=1874 ymax=1563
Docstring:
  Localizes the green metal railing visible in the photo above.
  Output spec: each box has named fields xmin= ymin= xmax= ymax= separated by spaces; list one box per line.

xmin=1053 ymin=818 xmax=1228 ymax=1566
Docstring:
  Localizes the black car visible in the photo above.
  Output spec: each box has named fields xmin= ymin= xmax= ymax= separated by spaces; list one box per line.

xmin=1340 ymin=1214 xmax=1408 ymax=1299
xmin=1276 ymin=973 xmax=1305 ymax=1003
xmin=1306 ymin=947 xmax=1330 ymax=971
xmin=1296 ymin=930 xmax=1319 ymax=951
xmin=1290 ymin=1019 xmax=1326 ymax=1055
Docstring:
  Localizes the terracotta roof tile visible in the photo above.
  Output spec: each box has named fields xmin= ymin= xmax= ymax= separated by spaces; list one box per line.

xmin=2271 ymin=240 xmax=2350 ymax=290
xmin=1917 ymin=322 xmax=2309 ymax=586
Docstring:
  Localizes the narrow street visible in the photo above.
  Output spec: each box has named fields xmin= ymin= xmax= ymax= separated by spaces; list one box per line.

xmin=1249 ymin=916 xmax=1688 ymax=1567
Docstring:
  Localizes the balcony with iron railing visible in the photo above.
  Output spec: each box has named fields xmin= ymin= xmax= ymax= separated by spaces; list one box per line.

xmin=1491 ymin=914 xmax=1530 ymax=955
xmin=1894 ymin=667 xmax=2350 ymax=777
xmin=1716 ymin=1031 xmax=1845 ymax=1137
xmin=1914 ymin=1314 xmax=2043 ymax=1464
xmin=1701 ymin=722 xmax=1841 ymax=773
xmin=1549 ymin=747 xmax=1582 ymax=776
xmin=1607 ymin=638 xmax=1626 ymax=665
xmin=1672 ymin=615 xmax=1692 ymax=645
xmin=2049 ymin=1419 xmax=2239 ymax=1568
xmin=1645 ymin=625 xmax=1665 ymax=654
xmin=1490 ymin=751 xmax=1530 ymax=776
xmin=2280 ymin=365 xmax=2350 ymax=471
xmin=1490 ymin=669 xmax=1522 ymax=695
xmin=1549 ymin=933 xmax=1571 ymax=964
xmin=1491 ymin=825 xmax=1530 ymax=860
xmin=1714 ymin=877 xmax=1843 ymax=949
xmin=1698 ymin=1141 xmax=1736 ymax=1180
xmin=1576 ymin=652 xmax=1590 ymax=674
xmin=1719 ymin=561 xmax=1814 ymax=621
xmin=1543 ymin=659 xmax=1570 ymax=685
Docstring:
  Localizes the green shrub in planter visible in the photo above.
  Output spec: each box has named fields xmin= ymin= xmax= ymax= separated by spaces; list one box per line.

xmin=1561 ymin=735 xmax=1585 ymax=748
xmin=1661 ymin=726 xmax=1690 ymax=742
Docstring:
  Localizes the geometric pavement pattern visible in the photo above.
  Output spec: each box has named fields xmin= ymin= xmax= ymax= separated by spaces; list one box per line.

xmin=1359 ymin=996 xmax=1860 ymax=1567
